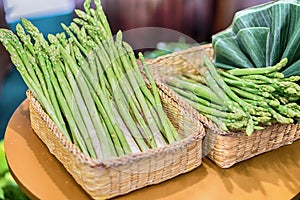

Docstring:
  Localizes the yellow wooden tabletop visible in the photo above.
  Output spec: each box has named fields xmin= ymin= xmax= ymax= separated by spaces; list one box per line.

xmin=4 ymin=99 xmax=300 ymax=200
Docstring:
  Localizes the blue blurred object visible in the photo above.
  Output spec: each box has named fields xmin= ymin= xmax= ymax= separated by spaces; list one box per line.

xmin=0 ymin=68 xmax=27 ymax=139
xmin=7 ymin=12 xmax=73 ymax=36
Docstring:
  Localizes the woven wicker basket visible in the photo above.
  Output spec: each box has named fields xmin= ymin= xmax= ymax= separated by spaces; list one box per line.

xmin=26 ymin=80 xmax=205 ymax=199
xmin=147 ymin=44 xmax=300 ymax=168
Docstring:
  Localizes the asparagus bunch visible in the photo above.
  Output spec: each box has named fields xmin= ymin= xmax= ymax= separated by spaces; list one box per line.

xmin=166 ymin=56 xmax=300 ymax=135
xmin=0 ymin=0 xmax=183 ymax=159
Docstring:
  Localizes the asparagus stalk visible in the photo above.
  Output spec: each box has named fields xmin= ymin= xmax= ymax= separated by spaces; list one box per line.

xmin=227 ymin=58 xmax=288 ymax=76
xmin=83 ymin=56 xmax=132 ymax=155
xmin=177 ymin=75 xmax=201 ymax=84
xmin=204 ymin=114 xmax=229 ymax=131
xmin=0 ymin=29 xmax=71 ymax=140
xmin=92 ymin=41 xmax=151 ymax=151
xmin=115 ymin=42 xmax=166 ymax=147
xmin=203 ymin=56 xmax=255 ymax=135
xmin=169 ymin=86 xmax=227 ymax=111
xmin=203 ymin=68 xmax=244 ymax=115
xmin=140 ymin=53 xmax=181 ymax=142
xmin=73 ymin=6 xmax=174 ymax=145
xmin=0 ymin=0 xmax=188 ymax=160
xmin=166 ymin=77 xmax=223 ymax=105
xmin=71 ymin=40 xmax=134 ymax=154
xmin=48 ymin=34 xmax=117 ymax=158
xmin=222 ymin=77 xmax=274 ymax=93
xmin=181 ymin=96 xmax=242 ymax=120
xmin=230 ymin=87 xmax=280 ymax=107
xmin=21 ymin=19 xmax=99 ymax=155
xmin=182 ymin=73 xmax=207 ymax=85
xmin=34 ymin=41 xmax=68 ymax=132
xmin=48 ymin=45 xmax=93 ymax=156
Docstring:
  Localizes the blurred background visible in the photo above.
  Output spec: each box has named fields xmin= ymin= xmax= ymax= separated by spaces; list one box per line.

xmin=0 ymin=0 xmax=270 ymax=139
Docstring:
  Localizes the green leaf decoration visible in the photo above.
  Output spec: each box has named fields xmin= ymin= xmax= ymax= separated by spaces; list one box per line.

xmin=237 ymin=27 xmax=269 ymax=68
xmin=212 ymin=0 xmax=300 ymax=77
xmin=213 ymin=36 xmax=254 ymax=68
xmin=232 ymin=3 xmax=273 ymax=32
xmin=282 ymin=59 xmax=300 ymax=76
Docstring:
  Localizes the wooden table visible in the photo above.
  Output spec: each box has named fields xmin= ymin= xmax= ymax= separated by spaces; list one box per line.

xmin=4 ymin=100 xmax=300 ymax=200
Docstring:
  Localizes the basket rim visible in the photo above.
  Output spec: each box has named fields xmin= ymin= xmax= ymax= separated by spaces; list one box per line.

xmin=146 ymin=44 xmax=212 ymax=65
xmin=26 ymin=84 xmax=205 ymax=168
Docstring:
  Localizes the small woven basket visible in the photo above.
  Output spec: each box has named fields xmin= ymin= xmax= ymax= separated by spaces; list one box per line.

xmin=26 ymin=80 xmax=205 ymax=199
xmin=147 ymin=44 xmax=300 ymax=168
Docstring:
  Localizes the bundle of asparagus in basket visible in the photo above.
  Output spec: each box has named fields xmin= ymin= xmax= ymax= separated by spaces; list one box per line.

xmin=166 ymin=56 xmax=300 ymax=136
xmin=163 ymin=0 xmax=299 ymax=136
xmin=0 ymin=0 xmax=184 ymax=159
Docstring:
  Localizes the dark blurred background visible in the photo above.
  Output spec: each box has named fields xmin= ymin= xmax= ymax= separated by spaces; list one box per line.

xmin=0 ymin=0 xmax=270 ymax=138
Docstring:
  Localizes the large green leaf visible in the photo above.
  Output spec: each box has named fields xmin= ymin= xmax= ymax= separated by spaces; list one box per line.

xmin=212 ymin=0 xmax=300 ymax=76
xmin=282 ymin=18 xmax=300 ymax=63
xmin=213 ymin=36 xmax=254 ymax=68
xmin=237 ymin=27 xmax=269 ymax=68
xmin=232 ymin=3 xmax=273 ymax=33
xmin=282 ymin=58 xmax=300 ymax=76
xmin=212 ymin=29 xmax=234 ymax=47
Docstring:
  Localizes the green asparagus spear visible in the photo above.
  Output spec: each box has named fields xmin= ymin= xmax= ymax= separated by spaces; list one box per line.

xmin=227 ymin=58 xmax=288 ymax=76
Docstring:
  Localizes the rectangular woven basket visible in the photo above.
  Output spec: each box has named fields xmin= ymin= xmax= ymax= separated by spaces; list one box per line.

xmin=26 ymin=80 xmax=205 ymax=199
xmin=147 ymin=44 xmax=300 ymax=168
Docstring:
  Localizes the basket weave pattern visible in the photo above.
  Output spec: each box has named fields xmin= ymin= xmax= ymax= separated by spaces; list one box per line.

xmin=203 ymin=123 xmax=300 ymax=168
xmin=148 ymin=44 xmax=300 ymax=168
xmin=27 ymin=80 xmax=205 ymax=199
